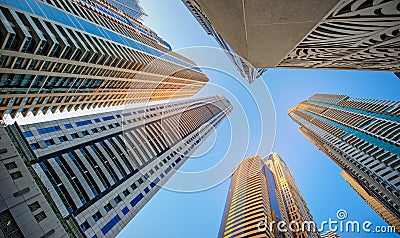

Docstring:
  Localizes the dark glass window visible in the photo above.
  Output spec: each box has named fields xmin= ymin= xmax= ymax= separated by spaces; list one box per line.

xmin=114 ymin=196 xmax=122 ymax=204
xmin=123 ymin=189 xmax=130 ymax=196
xmin=80 ymin=221 xmax=90 ymax=232
xmin=4 ymin=162 xmax=17 ymax=170
xmin=71 ymin=133 xmax=79 ymax=139
xmin=104 ymin=203 xmax=113 ymax=212
xmin=92 ymin=211 xmax=102 ymax=222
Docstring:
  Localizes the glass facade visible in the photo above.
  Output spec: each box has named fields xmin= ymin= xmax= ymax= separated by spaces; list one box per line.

xmin=9 ymin=96 xmax=232 ymax=238
xmin=219 ymin=154 xmax=319 ymax=238
xmin=0 ymin=0 xmax=208 ymax=119
xmin=289 ymin=93 xmax=400 ymax=229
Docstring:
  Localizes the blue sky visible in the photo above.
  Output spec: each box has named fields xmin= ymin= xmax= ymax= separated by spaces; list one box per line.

xmin=114 ymin=1 xmax=400 ymax=237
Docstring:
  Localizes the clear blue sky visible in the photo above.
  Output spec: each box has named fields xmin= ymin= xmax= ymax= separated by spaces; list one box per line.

xmin=116 ymin=1 xmax=400 ymax=237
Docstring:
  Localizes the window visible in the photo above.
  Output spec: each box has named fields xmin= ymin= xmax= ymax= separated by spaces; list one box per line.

xmin=100 ymin=215 xmax=120 ymax=235
xmin=121 ymin=207 xmax=129 ymax=215
xmin=23 ymin=131 xmax=33 ymax=138
xmin=71 ymin=133 xmax=79 ymax=139
xmin=123 ymin=189 xmax=130 ymax=196
xmin=104 ymin=203 xmax=113 ymax=212
xmin=59 ymin=136 xmax=68 ymax=142
xmin=76 ymin=120 xmax=92 ymax=127
xmin=45 ymin=139 xmax=55 ymax=146
xmin=4 ymin=162 xmax=17 ymax=170
xmin=10 ymin=171 xmax=23 ymax=180
xmin=114 ymin=196 xmax=122 ymax=204
xmin=102 ymin=116 xmax=115 ymax=121
xmin=38 ymin=126 xmax=61 ymax=134
xmin=131 ymin=183 xmax=137 ymax=190
xmin=28 ymin=201 xmax=41 ymax=212
xmin=34 ymin=211 xmax=47 ymax=222
xmin=138 ymin=178 xmax=144 ymax=184
xmin=64 ymin=124 xmax=73 ymax=129
xmin=91 ymin=128 xmax=99 ymax=133
xmin=92 ymin=211 xmax=103 ymax=222
xmin=94 ymin=118 xmax=101 ymax=123
xmin=130 ymin=193 xmax=144 ymax=207
xmin=80 ymin=221 xmax=90 ymax=232
xmin=82 ymin=130 xmax=89 ymax=136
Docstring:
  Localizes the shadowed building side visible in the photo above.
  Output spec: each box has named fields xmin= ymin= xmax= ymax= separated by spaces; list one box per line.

xmin=289 ymin=93 xmax=400 ymax=235
xmin=0 ymin=96 xmax=233 ymax=238
xmin=182 ymin=0 xmax=400 ymax=80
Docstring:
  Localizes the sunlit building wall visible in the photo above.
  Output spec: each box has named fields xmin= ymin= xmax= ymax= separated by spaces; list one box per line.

xmin=0 ymin=0 xmax=208 ymax=119
xmin=219 ymin=154 xmax=319 ymax=238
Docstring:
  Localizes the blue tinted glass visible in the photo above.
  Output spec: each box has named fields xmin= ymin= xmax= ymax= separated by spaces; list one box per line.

xmin=102 ymin=116 xmax=115 ymax=121
xmin=23 ymin=131 xmax=33 ymax=137
xmin=101 ymin=215 xmax=121 ymax=235
xmin=122 ymin=207 xmax=129 ymax=215
xmin=130 ymin=193 xmax=144 ymax=207
xmin=65 ymin=124 xmax=73 ymax=129
xmin=76 ymin=120 xmax=92 ymax=127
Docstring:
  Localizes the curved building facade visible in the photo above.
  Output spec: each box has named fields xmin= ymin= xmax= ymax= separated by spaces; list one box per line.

xmin=0 ymin=0 xmax=208 ymax=119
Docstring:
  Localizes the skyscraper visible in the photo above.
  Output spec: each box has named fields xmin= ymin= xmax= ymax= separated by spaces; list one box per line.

xmin=0 ymin=96 xmax=233 ymax=237
xmin=104 ymin=0 xmax=146 ymax=20
xmin=265 ymin=153 xmax=320 ymax=238
xmin=181 ymin=0 xmax=400 ymax=79
xmin=0 ymin=0 xmax=208 ymax=119
xmin=182 ymin=0 xmax=267 ymax=83
xmin=219 ymin=154 xmax=319 ymax=238
xmin=341 ymin=171 xmax=400 ymax=233
xmin=289 ymin=94 xmax=400 ymax=230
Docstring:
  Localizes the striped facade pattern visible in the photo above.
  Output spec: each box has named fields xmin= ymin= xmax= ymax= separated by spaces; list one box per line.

xmin=219 ymin=156 xmax=278 ymax=238
xmin=266 ymin=154 xmax=320 ymax=238
xmin=341 ymin=171 xmax=400 ymax=233
xmin=219 ymin=154 xmax=319 ymax=238
xmin=0 ymin=0 xmax=208 ymax=119
xmin=11 ymin=96 xmax=232 ymax=237
xmin=289 ymin=94 xmax=400 ymax=230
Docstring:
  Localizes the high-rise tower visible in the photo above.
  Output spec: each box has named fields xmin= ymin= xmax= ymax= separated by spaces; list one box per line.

xmin=341 ymin=171 xmax=400 ymax=232
xmin=104 ymin=0 xmax=147 ymax=20
xmin=266 ymin=153 xmax=320 ymax=238
xmin=0 ymin=96 xmax=232 ymax=237
xmin=182 ymin=0 xmax=400 ymax=81
xmin=182 ymin=0 xmax=267 ymax=83
xmin=289 ymin=93 xmax=400 ymax=230
xmin=219 ymin=154 xmax=319 ymax=238
xmin=0 ymin=0 xmax=208 ymax=119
